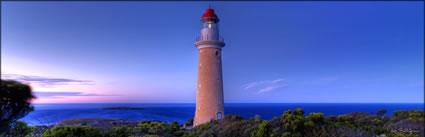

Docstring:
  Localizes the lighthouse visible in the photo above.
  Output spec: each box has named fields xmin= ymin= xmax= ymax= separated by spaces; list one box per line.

xmin=193 ymin=8 xmax=225 ymax=127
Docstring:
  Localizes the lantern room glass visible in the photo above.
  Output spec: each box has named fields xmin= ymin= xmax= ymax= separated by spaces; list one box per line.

xmin=201 ymin=18 xmax=219 ymax=29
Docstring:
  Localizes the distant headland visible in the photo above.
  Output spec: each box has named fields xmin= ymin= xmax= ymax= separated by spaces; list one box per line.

xmin=103 ymin=107 xmax=144 ymax=110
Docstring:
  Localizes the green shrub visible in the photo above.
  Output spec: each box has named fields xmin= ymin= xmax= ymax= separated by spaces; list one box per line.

xmin=137 ymin=121 xmax=172 ymax=136
xmin=143 ymin=135 xmax=161 ymax=137
xmin=386 ymin=132 xmax=421 ymax=137
xmin=251 ymin=121 xmax=270 ymax=137
xmin=281 ymin=132 xmax=302 ymax=137
xmin=170 ymin=121 xmax=183 ymax=136
xmin=393 ymin=111 xmax=409 ymax=121
xmin=372 ymin=119 xmax=383 ymax=126
xmin=183 ymin=130 xmax=200 ymax=137
xmin=107 ymin=126 xmax=131 ymax=137
xmin=281 ymin=108 xmax=305 ymax=132
xmin=42 ymin=126 xmax=102 ymax=137
xmin=217 ymin=118 xmax=259 ymax=137
xmin=196 ymin=122 xmax=213 ymax=131
xmin=304 ymin=112 xmax=326 ymax=128
xmin=8 ymin=121 xmax=34 ymax=137
xmin=223 ymin=114 xmax=244 ymax=122
xmin=305 ymin=113 xmax=325 ymax=125
xmin=408 ymin=110 xmax=425 ymax=121
xmin=376 ymin=109 xmax=387 ymax=117
xmin=186 ymin=118 xmax=194 ymax=126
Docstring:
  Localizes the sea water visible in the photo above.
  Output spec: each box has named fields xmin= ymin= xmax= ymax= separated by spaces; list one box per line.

xmin=20 ymin=103 xmax=424 ymax=126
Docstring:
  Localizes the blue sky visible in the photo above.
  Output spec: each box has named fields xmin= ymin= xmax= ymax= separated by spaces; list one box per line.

xmin=1 ymin=2 xmax=424 ymax=103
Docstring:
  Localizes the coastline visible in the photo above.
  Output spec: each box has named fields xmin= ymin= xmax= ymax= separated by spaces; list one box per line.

xmin=20 ymin=103 xmax=424 ymax=126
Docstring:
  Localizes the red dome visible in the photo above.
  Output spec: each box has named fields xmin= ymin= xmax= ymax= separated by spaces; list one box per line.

xmin=201 ymin=9 xmax=218 ymax=19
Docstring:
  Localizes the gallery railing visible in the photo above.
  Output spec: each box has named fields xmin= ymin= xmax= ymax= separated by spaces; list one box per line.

xmin=195 ymin=35 xmax=224 ymax=42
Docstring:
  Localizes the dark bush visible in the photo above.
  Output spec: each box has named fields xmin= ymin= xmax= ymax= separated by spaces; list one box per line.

xmin=137 ymin=121 xmax=171 ymax=136
xmin=42 ymin=126 xmax=103 ymax=137
xmin=223 ymin=114 xmax=244 ymax=122
xmin=1 ymin=80 xmax=36 ymax=134
xmin=376 ymin=109 xmax=387 ymax=117
xmin=250 ymin=121 xmax=270 ymax=137
xmin=7 ymin=121 xmax=34 ymax=137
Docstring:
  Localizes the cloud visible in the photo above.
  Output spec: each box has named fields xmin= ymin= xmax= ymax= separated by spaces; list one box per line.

xmin=34 ymin=91 xmax=118 ymax=99
xmin=243 ymin=82 xmax=259 ymax=89
xmin=243 ymin=78 xmax=288 ymax=94
xmin=1 ymin=73 xmax=92 ymax=87
xmin=258 ymin=86 xmax=280 ymax=94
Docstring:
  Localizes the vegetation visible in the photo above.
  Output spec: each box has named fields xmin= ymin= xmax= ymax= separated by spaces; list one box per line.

xmin=3 ymin=108 xmax=424 ymax=137
xmin=1 ymin=107 xmax=424 ymax=137
xmin=6 ymin=121 xmax=35 ymax=137
xmin=43 ymin=126 xmax=103 ymax=137
xmin=1 ymin=80 xmax=36 ymax=135
xmin=183 ymin=109 xmax=424 ymax=137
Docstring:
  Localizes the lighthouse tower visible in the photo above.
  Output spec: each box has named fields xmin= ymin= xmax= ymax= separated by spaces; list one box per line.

xmin=193 ymin=8 xmax=225 ymax=127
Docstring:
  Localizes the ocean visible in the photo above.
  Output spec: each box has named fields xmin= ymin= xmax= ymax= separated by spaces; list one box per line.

xmin=20 ymin=103 xmax=424 ymax=126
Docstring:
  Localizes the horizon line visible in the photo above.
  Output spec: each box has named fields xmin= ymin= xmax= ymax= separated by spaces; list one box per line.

xmin=32 ymin=102 xmax=425 ymax=104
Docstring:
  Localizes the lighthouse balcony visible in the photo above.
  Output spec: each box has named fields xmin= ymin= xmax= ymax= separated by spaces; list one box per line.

xmin=194 ymin=35 xmax=225 ymax=48
xmin=195 ymin=35 xmax=224 ymax=42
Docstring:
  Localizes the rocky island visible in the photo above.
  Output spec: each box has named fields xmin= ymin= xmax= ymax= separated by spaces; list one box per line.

xmin=103 ymin=107 xmax=144 ymax=110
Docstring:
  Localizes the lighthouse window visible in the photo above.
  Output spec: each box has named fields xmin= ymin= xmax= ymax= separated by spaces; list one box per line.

xmin=208 ymin=24 xmax=212 ymax=29
xmin=215 ymin=51 xmax=220 ymax=56
xmin=217 ymin=112 xmax=223 ymax=120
